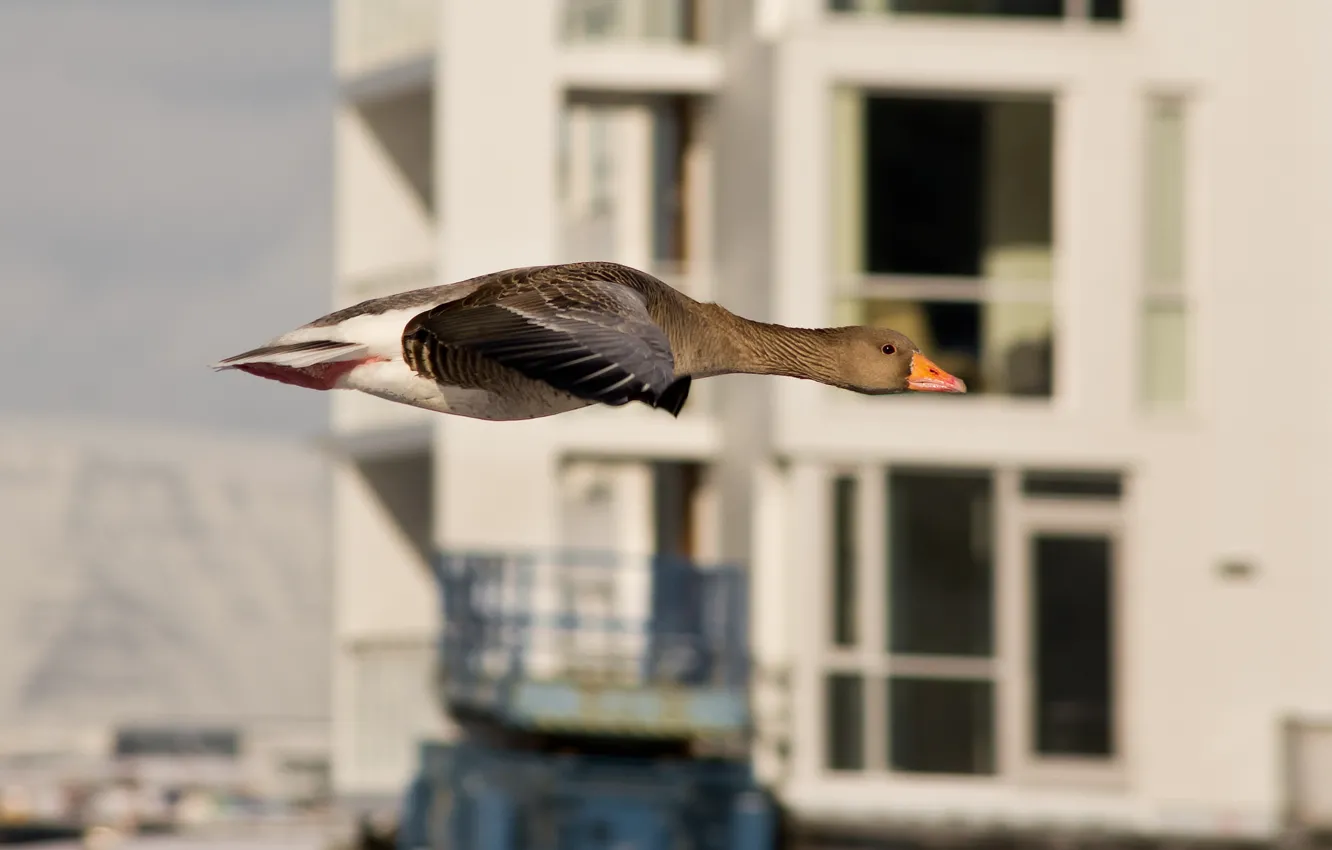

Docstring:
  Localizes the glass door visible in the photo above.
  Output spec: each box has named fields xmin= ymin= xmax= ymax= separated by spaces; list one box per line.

xmin=1011 ymin=503 xmax=1123 ymax=786
xmin=1031 ymin=532 xmax=1114 ymax=758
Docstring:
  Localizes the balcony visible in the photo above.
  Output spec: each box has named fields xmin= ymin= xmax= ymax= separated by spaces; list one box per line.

xmin=558 ymin=95 xmax=714 ymax=304
xmin=562 ymin=0 xmax=703 ymax=44
xmin=559 ymin=0 xmax=721 ymax=94
xmin=336 ymin=0 xmax=436 ymax=84
xmin=432 ymin=549 xmax=750 ymax=752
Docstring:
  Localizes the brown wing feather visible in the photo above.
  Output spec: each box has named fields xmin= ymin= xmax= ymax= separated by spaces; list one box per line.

xmin=402 ymin=273 xmax=687 ymax=412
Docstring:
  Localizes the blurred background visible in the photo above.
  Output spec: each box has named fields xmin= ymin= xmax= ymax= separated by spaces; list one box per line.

xmin=2 ymin=1 xmax=1332 ymax=849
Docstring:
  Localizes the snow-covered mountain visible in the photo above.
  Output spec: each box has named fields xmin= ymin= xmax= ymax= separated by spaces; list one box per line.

xmin=0 ymin=417 xmax=331 ymax=737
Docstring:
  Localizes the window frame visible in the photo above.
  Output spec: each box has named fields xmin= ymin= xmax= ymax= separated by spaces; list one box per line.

xmin=1007 ymin=496 xmax=1127 ymax=788
xmin=822 ymin=464 xmax=1002 ymax=776
xmin=1139 ymin=90 xmax=1195 ymax=413
xmin=825 ymin=0 xmax=1126 ymax=24
xmin=818 ymin=464 xmax=1128 ymax=787
xmin=829 ymin=86 xmax=1060 ymax=401
xmin=558 ymin=94 xmax=713 ymax=304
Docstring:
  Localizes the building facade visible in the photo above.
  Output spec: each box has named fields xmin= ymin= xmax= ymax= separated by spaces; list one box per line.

xmin=330 ymin=0 xmax=1332 ymax=842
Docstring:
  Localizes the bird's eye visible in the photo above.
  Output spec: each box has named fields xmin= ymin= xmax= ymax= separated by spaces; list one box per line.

xmin=881 ymin=344 xmax=896 ymax=355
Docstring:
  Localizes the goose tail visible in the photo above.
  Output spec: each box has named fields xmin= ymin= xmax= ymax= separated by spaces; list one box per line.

xmin=212 ymin=339 xmax=377 ymax=391
xmin=212 ymin=339 xmax=368 ymax=371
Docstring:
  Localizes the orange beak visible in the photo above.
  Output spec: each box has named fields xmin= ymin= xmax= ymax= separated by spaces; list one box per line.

xmin=907 ymin=352 xmax=967 ymax=393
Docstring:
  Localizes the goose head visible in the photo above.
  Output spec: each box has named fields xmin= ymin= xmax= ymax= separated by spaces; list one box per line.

xmin=831 ymin=327 xmax=968 ymax=395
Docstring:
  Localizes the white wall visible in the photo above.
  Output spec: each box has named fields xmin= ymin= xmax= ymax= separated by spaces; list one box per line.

xmin=330 ymin=0 xmax=1332 ymax=834
xmin=767 ymin=0 xmax=1332 ymax=837
xmin=330 ymin=451 xmax=442 ymax=796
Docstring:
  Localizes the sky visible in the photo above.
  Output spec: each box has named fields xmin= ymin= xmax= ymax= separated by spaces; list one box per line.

xmin=0 ymin=0 xmax=332 ymax=436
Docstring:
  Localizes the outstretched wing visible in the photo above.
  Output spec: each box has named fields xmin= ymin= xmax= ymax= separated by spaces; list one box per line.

xmin=402 ymin=278 xmax=686 ymax=411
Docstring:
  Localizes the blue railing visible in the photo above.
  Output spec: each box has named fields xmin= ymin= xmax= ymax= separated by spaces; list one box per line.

xmin=431 ymin=549 xmax=750 ymax=736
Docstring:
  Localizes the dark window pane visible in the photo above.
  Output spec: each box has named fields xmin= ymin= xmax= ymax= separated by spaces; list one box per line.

xmin=888 ymin=471 xmax=993 ymax=655
xmin=1091 ymin=0 xmax=1123 ymax=20
xmin=826 ymin=674 xmax=865 ymax=770
xmin=889 ymin=677 xmax=995 ymax=774
xmin=114 ymin=727 xmax=240 ymax=758
xmin=1021 ymin=470 xmax=1123 ymax=499
xmin=1033 ymin=535 xmax=1114 ymax=757
xmin=865 ymin=96 xmax=985 ymax=276
xmin=892 ymin=0 xmax=1063 ymax=16
xmin=652 ymin=461 xmax=701 ymax=558
xmin=832 ymin=476 xmax=859 ymax=646
xmin=862 ymin=95 xmax=1053 ymax=275
xmin=651 ymin=98 xmax=689 ymax=265
xmin=833 ymin=0 xmax=1071 ymax=14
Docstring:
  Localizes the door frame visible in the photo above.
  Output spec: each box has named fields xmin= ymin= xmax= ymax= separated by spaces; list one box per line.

xmin=1003 ymin=496 xmax=1127 ymax=789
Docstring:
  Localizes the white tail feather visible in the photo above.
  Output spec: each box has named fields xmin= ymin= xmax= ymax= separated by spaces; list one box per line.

xmin=212 ymin=341 xmax=369 ymax=371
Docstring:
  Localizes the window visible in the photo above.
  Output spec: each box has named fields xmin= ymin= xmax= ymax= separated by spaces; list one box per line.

xmin=822 ymin=468 xmax=998 ymax=776
xmin=890 ymin=677 xmax=995 ymax=774
xmin=1141 ymin=95 xmax=1189 ymax=409
xmin=889 ymin=471 xmax=993 ymax=657
xmin=886 ymin=470 xmax=996 ymax=774
xmin=560 ymin=103 xmax=619 ymax=260
xmin=821 ymin=466 xmax=1123 ymax=780
xmin=651 ymin=97 xmax=693 ymax=272
xmin=562 ymin=0 xmax=701 ymax=43
xmin=826 ymin=673 xmax=866 ymax=770
xmin=833 ymin=90 xmax=1056 ymax=397
xmin=1032 ymin=535 xmax=1114 ymax=757
xmin=1022 ymin=470 xmax=1123 ymax=499
xmin=559 ymin=97 xmax=702 ymax=292
xmin=653 ymin=461 xmax=703 ymax=560
xmin=828 ymin=0 xmax=1122 ymax=22
xmin=114 ymin=727 xmax=240 ymax=758
xmin=830 ymin=475 xmax=858 ymax=646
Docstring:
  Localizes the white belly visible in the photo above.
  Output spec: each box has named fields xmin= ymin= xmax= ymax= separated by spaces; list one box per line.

xmin=338 ymin=359 xmax=595 ymax=421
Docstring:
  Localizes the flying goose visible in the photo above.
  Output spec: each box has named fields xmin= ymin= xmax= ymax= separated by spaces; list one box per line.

xmin=214 ymin=261 xmax=966 ymax=421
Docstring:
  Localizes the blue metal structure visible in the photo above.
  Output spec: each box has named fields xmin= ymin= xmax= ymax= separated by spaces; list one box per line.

xmin=399 ymin=741 xmax=775 ymax=850
xmin=432 ymin=549 xmax=751 ymax=749
xmin=396 ymin=548 xmax=774 ymax=850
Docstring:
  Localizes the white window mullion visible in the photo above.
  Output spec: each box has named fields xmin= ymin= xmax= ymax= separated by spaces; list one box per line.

xmin=888 ymin=655 xmax=995 ymax=681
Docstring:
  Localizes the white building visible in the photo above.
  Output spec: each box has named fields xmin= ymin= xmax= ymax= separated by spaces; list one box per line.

xmin=329 ymin=0 xmax=1332 ymax=843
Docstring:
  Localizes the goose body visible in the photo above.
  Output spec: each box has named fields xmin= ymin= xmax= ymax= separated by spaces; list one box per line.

xmin=214 ymin=261 xmax=965 ymax=421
